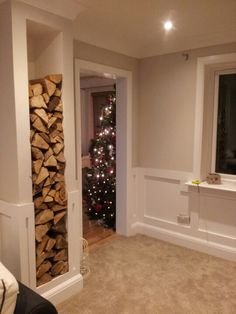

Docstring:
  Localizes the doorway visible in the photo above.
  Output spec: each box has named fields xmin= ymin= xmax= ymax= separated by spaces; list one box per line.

xmin=75 ymin=59 xmax=133 ymax=245
xmin=80 ymin=74 xmax=116 ymax=245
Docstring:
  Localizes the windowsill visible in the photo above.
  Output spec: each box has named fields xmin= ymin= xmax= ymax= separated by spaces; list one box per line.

xmin=185 ymin=180 xmax=236 ymax=192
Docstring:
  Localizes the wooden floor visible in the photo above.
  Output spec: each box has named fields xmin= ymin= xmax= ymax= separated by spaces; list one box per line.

xmin=83 ymin=209 xmax=115 ymax=248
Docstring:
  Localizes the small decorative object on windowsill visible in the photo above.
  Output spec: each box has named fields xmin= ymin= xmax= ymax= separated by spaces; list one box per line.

xmin=206 ymin=173 xmax=221 ymax=184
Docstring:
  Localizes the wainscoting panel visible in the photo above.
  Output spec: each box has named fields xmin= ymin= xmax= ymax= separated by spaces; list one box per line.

xmin=199 ymin=191 xmax=236 ymax=238
xmin=144 ymin=175 xmax=188 ymax=223
xmin=132 ymin=168 xmax=236 ymax=261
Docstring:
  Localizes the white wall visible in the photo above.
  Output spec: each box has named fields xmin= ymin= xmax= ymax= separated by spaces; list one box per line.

xmin=0 ymin=1 xmax=20 ymax=203
xmin=34 ymin=33 xmax=63 ymax=79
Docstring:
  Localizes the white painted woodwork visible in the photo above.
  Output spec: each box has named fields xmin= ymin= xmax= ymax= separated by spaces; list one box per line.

xmin=75 ymin=59 xmax=133 ymax=236
xmin=131 ymin=167 xmax=236 ymax=261
xmin=0 ymin=1 xmax=82 ymax=305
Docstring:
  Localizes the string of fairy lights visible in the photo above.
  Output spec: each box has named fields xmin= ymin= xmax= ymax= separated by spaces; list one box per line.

xmin=85 ymin=94 xmax=116 ymax=228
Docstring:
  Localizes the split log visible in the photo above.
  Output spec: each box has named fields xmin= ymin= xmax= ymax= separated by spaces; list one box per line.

xmin=44 ymin=148 xmax=53 ymax=161
xmin=44 ymin=177 xmax=51 ymax=187
xmin=49 ymin=171 xmax=56 ymax=180
xmin=32 ymin=118 xmax=48 ymax=133
xmin=54 ymin=211 xmax=66 ymax=225
xmin=55 ymin=152 xmax=65 ymax=163
xmin=30 ymin=114 xmax=38 ymax=123
xmin=45 ymin=238 xmax=56 ymax=252
xmin=48 ymin=189 xmax=56 ymax=198
xmin=54 ymin=191 xmax=64 ymax=205
xmin=54 ymin=89 xmax=62 ymax=97
xmin=32 ymin=160 xmax=43 ymax=175
xmin=60 ymin=262 xmax=69 ymax=275
xmin=54 ymin=173 xmax=65 ymax=183
xmin=55 ymin=182 xmax=65 ymax=191
xmin=46 ymin=74 xmax=62 ymax=84
xmin=30 ymin=130 xmax=35 ymax=142
xmin=32 ymin=134 xmax=49 ymax=150
xmin=42 ymin=93 xmax=50 ymax=104
xmin=58 ymin=164 xmax=65 ymax=173
xmin=54 ymin=113 xmax=63 ymax=120
xmin=50 ymin=130 xmax=60 ymax=143
xmin=51 ymin=261 xmax=65 ymax=276
xmin=35 ymin=209 xmax=54 ymax=225
xmin=34 ymin=196 xmax=44 ymax=209
xmin=52 ymin=204 xmax=66 ymax=212
xmin=47 ymin=250 xmax=56 ymax=258
xmin=44 ymin=79 xmax=56 ymax=96
xmin=31 ymin=147 xmax=44 ymax=160
xmin=48 ymin=116 xmax=57 ymax=129
xmin=36 ymin=235 xmax=49 ymax=256
xmin=31 ymin=83 xmax=43 ymax=96
xmin=33 ymin=185 xmax=43 ymax=197
xmin=42 ymin=186 xmax=51 ymax=198
xmin=35 ymin=223 xmax=51 ymax=242
xmin=39 ymin=132 xmax=50 ymax=144
xmin=40 ymin=203 xmax=49 ymax=211
xmin=36 ymin=260 xmax=52 ymax=279
xmin=37 ymin=273 xmax=52 ymax=286
xmin=35 ymin=167 xmax=49 ymax=185
xmin=55 ymin=234 xmax=67 ymax=249
xmin=51 ymin=219 xmax=67 ymax=234
xmin=44 ymin=155 xmax=57 ymax=168
xmin=53 ymin=249 xmax=68 ymax=262
xmin=36 ymin=251 xmax=49 ymax=268
xmin=59 ymin=187 xmax=66 ymax=201
xmin=49 ymin=136 xmax=57 ymax=144
xmin=54 ymin=136 xmax=63 ymax=144
xmin=30 ymin=95 xmax=47 ymax=109
xmin=48 ymin=96 xmax=60 ymax=112
xmin=44 ymin=195 xmax=54 ymax=203
xmin=54 ymin=102 xmax=63 ymax=112
xmin=34 ymin=108 xmax=48 ymax=124
xmin=53 ymin=143 xmax=64 ymax=155
xmin=59 ymin=132 xmax=64 ymax=140
xmin=56 ymin=122 xmax=63 ymax=131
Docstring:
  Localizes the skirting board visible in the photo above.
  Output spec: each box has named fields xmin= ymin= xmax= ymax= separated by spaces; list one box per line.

xmin=41 ymin=273 xmax=83 ymax=305
xmin=131 ymin=222 xmax=236 ymax=262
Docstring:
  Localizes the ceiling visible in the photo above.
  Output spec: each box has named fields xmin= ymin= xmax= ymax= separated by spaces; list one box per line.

xmin=16 ymin=0 xmax=236 ymax=58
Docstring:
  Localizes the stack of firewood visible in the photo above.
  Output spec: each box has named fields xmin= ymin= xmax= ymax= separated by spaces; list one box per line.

xmin=29 ymin=74 xmax=68 ymax=286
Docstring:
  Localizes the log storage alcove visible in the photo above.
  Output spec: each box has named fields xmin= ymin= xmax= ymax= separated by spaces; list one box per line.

xmin=29 ymin=74 xmax=68 ymax=287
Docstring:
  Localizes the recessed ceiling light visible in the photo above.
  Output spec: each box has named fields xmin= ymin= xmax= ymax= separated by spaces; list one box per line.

xmin=164 ymin=20 xmax=173 ymax=31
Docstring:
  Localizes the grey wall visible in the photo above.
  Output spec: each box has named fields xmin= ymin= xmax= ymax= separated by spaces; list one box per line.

xmin=74 ymin=40 xmax=139 ymax=166
xmin=139 ymin=42 xmax=236 ymax=172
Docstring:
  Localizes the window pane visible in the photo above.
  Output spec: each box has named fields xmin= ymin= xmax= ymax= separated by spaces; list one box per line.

xmin=216 ymin=74 xmax=236 ymax=174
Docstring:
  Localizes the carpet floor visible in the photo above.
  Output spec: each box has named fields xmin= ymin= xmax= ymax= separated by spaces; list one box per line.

xmin=57 ymin=234 xmax=236 ymax=314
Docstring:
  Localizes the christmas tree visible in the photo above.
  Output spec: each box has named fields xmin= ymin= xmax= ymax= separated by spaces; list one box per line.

xmin=85 ymin=93 xmax=116 ymax=229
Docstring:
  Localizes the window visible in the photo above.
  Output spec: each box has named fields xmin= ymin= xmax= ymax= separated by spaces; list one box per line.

xmin=212 ymin=71 xmax=236 ymax=175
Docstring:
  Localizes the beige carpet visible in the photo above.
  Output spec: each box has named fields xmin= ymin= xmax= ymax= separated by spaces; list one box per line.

xmin=57 ymin=234 xmax=236 ymax=314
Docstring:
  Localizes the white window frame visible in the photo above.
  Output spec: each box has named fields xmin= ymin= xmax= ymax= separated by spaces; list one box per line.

xmin=211 ymin=68 xmax=236 ymax=180
xmin=194 ymin=52 xmax=236 ymax=188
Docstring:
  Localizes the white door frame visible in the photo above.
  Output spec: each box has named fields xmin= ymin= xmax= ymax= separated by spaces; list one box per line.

xmin=75 ymin=59 xmax=133 ymax=236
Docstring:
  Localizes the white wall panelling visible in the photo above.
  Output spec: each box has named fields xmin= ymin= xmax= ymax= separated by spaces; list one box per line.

xmin=132 ymin=168 xmax=236 ymax=261
xmin=0 ymin=200 xmax=36 ymax=287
